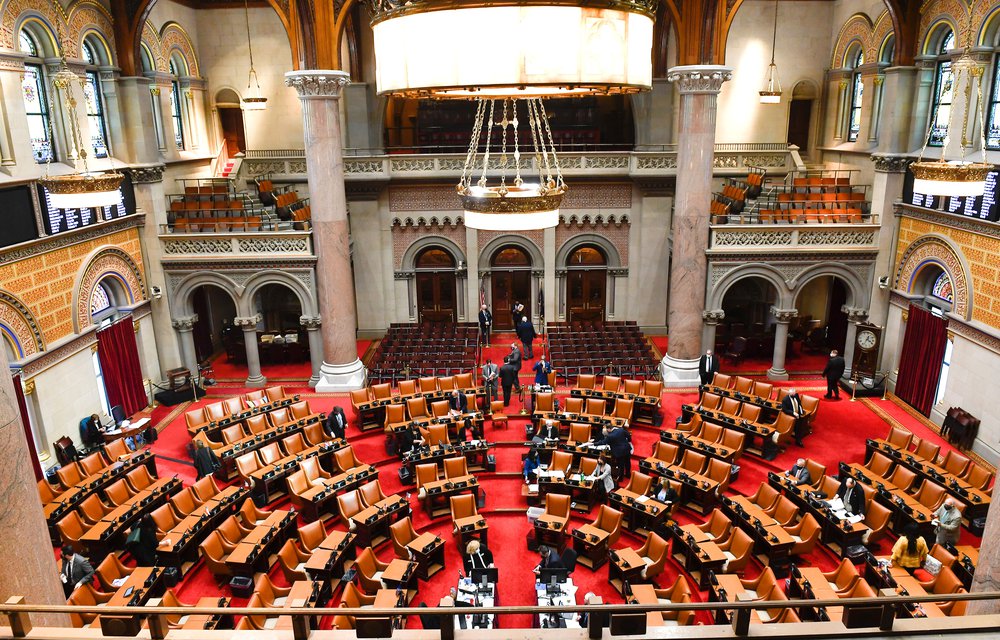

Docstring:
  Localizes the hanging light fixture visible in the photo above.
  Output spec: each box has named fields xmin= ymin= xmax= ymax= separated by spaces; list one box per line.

xmin=38 ymin=43 xmax=123 ymax=210
xmin=911 ymin=14 xmax=992 ymax=197
xmin=241 ymin=0 xmax=267 ymax=110
xmin=759 ymin=0 xmax=781 ymax=104
xmin=458 ymin=98 xmax=565 ymax=230
xmin=366 ymin=0 xmax=657 ymax=98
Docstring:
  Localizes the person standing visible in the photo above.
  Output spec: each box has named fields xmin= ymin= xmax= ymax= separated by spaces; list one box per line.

xmin=481 ymin=358 xmax=499 ymax=403
xmin=499 ymin=358 xmax=518 ymax=407
xmin=509 ymin=344 xmax=523 ymax=391
xmin=891 ymin=523 xmax=929 ymax=575
xmin=516 ymin=315 xmax=537 ymax=359
xmin=781 ymin=388 xmax=807 ymax=447
xmin=478 ymin=304 xmax=493 ymax=346
xmin=698 ymin=350 xmax=719 ymax=386
xmin=596 ymin=425 xmax=631 ymax=481
xmin=325 ymin=406 xmax=348 ymax=439
xmin=192 ymin=440 xmax=220 ymax=479
xmin=533 ymin=356 xmax=552 ymax=387
xmin=933 ymin=498 xmax=962 ymax=545
xmin=511 ymin=301 xmax=525 ymax=327
xmin=822 ymin=350 xmax=846 ymax=399
xmin=60 ymin=546 xmax=94 ymax=597
xmin=587 ymin=457 xmax=615 ymax=499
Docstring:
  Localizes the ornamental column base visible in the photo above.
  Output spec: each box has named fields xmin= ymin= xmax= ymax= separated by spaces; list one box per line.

xmin=245 ymin=373 xmax=267 ymax=388
xmin=315 ymin=358 xmax=367 ymax=392
xmin=766 ymin=367 xmax=789 ymax=381
xmin=660 ymin=355 xmax=701 ymax=388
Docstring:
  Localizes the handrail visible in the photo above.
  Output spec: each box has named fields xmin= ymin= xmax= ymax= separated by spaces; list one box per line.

xmin=209 ymin=141 xmax=229 ymax=177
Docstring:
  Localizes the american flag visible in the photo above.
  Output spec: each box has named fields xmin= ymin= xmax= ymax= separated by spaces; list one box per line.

xmin=479 ymin=279 xmax=486 ymax=308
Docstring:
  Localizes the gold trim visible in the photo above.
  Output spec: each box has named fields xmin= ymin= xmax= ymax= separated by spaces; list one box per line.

xmin=901 ymin=310 xmax=909 ymax=323
xmin=133 ymin=319 xmax=141 ymax=333
xmin=368 ymin=0 xmax=658 ymax=26
xmin=91 ymin=344 xmax=99 ymax=353
xmin=910 ymin=160 xmax=992 ymax=184
xmin=459 ymin=185 xmax=566 ymax=214
xmin=23 ymin=379 xmax=35 ymax=395
xmin=39 ymin=172 xmax=124 ymax=195
xmin=385 ymin=82 xmax=651 ymax=99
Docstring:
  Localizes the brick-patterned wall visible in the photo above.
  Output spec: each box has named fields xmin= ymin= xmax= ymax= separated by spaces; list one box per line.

xmin=896 ymin=217 xmax=1000 ymax=328
xmin=555 ymin=222 xmax=631 ymax=266
xmin=0 ymin=228 xmax=145 ymax=344
xmin=478 ymin=229 xmax=544 ymax=259
xmin=392 ymin=224 xmax=467 ymax=270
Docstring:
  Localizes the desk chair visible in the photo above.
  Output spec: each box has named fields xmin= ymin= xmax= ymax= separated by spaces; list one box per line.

xmin=739 ymin=567 xmax=777 ymax=599
xmin=267 ymin=408 xmax=291 ymax=429
xmin=490 ymin=401 xmax=508 ymax=430
xmin=103 ymin=438 xmax=130 ymax=462
xmin=450 ymin=494 xmax=487 ymax=549
xmin=286 ymin=471 xmax=312 ymax=511
xmin=430 ymin=400 xmax=451 ymax=419
xmin=602 ymin=375 xmax=622 ymax=393
xmin=961 ymin=462 xmax=994 ymax=492
xmin=104 ymin=478 xmax=136 ymax=507
xmin=536 ymin=493 xmax=571 ymax=549
xmin=289 ymin=400 xmax=313 ymax=421
xmin=281 ymin=432 xmax=308 ymax=456
xmin=264 ymin=386 xmax=287 ymax=403
xmin=822 ymin=558 xmax=861 ymax=594
xmin=444 ymin=457 xmax=469 ymax=480
xmin=158 ymin=589 xmax=197 ymax=628
xmin=718 ymin=528 xmax=753 ymax=573
xmin=356 ymin=547 xmax=389 ymax=593
xmin=150 ymin=504 xmax=179 ymax=539
xmin=886 ymin=425 xmax=913 ymax=450
xmin=253 ymin=573 xmax=291 ymax=607
xmin=567 ymin=423 xmax=592 ymax=447
xmin=237 ymin=594 xmax=278 ymax=630
xmin=937 ymin=450 xmax=971 ymax=477
xmin=277 ymin=538 xmax=309 ymax=583
xmin=125 ymin=466 xmax=157 ymax=493
xmin=79 ymin=452 xmax=105 ymax=476
xmin=245 ymin=390 xmax=267 ymax=406
xmin=697 ymin=510 xmax=733 ymax=544
xmin=333 ymin=446 xmax=368 ymax=474
xmin=648 ymin=441 xmax=679 ymax=467
xmin=337 ymin=490 xmax=364 ymax=532
xmin=573 ymin=505 xmax=622 ymax=570
xmin=299 ymin=519 xmax=327 ymax=552
xmin=239 ymin=498 xmax=272 ymax=527
xmin=67 ymin=583 xmax=113 ymax=627
xmin=385 ymin=404 xmax=408 ymax=434
xmin=95 ymin=553 xmax=135 ymax=592
xmin=56 ymin=462 xmax=84 ymax=490
xmin=169 ymin=487 xmax=204 ymax=520
xmin=390 ymin=517 xmax=421 ymax=559
xmin=235 ymin=453 xmax=261 ymax=483
xmin=217 ymin=515 xmax=252 ymax=546
xmin=635 ymin=532 xmax=669 ymax=580
xmin=865 ymin=452 xmax=894 ymax=479
xmin=192 ymin=475 xmax=221 ymax=503
xmin=245 ymin=415 xmax=269 ymax=435
xmin=563 ymin=397 xmax=585 ymax=413
xmin=398 ymin=380 xmax=418 ymax=396
xmin=301 ymin=456 xmax=332 ymax=486
xmin=199 ymin=530 xmax=234 ymax=578
xmin=653 ymin=576 xmax=694 ymax=626
xmin=577 ymin=374 xmax=596 ymax=390
xmin=258 ymin=443 xmax=283 ymax=466
xmin=37 ymin=479 xmax=59 ymax=505
xmin=79 ymin=494 xmax=112 ymax=526
xmin=912 ymin=438 xmax=941 ymax=464
xmin=415 ymin=463 xmax=439 ymax=503
xmin=407 ymin=397 xmax=431 ymax=422
xmin=784 ymin=513 xmax=822 ymax=557
xmin=342 ymin=582 xmax=376 ymax=608
xmin=764 ymin=496 xmax=799 ymax=527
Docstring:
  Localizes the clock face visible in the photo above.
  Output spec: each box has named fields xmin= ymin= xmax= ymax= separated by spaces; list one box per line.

xmin=858 ymin=330 xmax=878 ymax=351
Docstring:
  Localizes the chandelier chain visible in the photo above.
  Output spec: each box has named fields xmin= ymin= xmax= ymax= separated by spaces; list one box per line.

xmin=499 ymin=99 xmax=509 ymax=191
xmin=511 ymin=100 xmax=522 ymax=187
xmin=525 ymin=99 xmax=545 ymax=185
xmin=478 ymin=99 xmax=496 ymax=188
xmin=460 ymin=99 xmax=486 ymax=190
xmin=537 ymin=99 xmax=564 ymax=188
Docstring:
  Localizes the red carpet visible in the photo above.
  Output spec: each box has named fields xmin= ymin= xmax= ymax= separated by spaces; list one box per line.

xmin=122 ymin=334 xmax=984 ymax=628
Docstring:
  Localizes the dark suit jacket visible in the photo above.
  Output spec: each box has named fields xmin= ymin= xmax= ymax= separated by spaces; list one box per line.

xmin=787 ymin=464 xmax=812 ymax=486
xmin=538 ymin=422 xmax=560 ymax=440
xmin=698 ymin=355 xmax=720 ymax=383
xmin=837 ymin=481 xmax=865 ymax=516
xmin=62 ymin=554 xmax=94 ymax=587
xmin=499 ymin=364 xmax=518 ymax=388
xmin=781 ymin=394 xmax=804 ymax=418
xmin=508 ymin=349 xmax=522 ymax=371
xmin=478 ymin=310 xmax=492 ymax=329
xmin=598 ymin=427 xmax=631 ymax=458
xmin=463 ymin=549 xmax=494 ymax=573
xmin=193 ymin=446 xmax=219 ymax=479
xmin=516 ymin=321 xmax=537 ymax=342
xmin=823 ymin=356 xmax=846 ymax=381
xmin=449 ymin=394 xmax=468 ymax=413
xmin=325 ymin=409 xmax=347 ymax=439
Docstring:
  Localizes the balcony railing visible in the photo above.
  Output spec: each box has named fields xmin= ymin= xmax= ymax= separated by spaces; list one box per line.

xmin=158 ymin=229 xmax=313 ymax=258
xmin=709 ymin=222 xmax=880 ymax=252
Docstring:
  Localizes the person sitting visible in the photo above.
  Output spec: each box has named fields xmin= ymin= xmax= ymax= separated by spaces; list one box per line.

xmin=463 ymin=539 xmax=494 ymax=573
xmin=587 ymin=457 xmax=615 ymax=498
xmin=533 ymin=545 xmax=563 ymax=575
xmin=891 ymin=523 xmax=928 ymax=575
xmin=651 ymin=477 xmax=678 ymax=505
xmin=449 ymin=389 xmax=468 ymax=415
xmin=458 ymin=417 xmax=483 ymax=442
xmin=532 ymin=420 xmax=559 ymax=443
xmin=523 ymin=450 xmax=540 ymax=483
xmin=80 ymin=414 xmax=103 ymax=448
xmin=785 ymin=458 xmax=812 ymax=486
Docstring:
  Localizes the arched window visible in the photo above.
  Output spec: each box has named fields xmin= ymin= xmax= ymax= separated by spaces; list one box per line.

xmin=90 ymin=281 xmax=112 ymax=315
xmin=169 ymin=60 xmax=184 ymax=150
xmin=415 ymin=247 xmax=456 ymax=269
xmin=19 ymin=28 xmax=54 ymax=163
xmin=90 ymin=279 xmax=121 ymax=327
xmin=568 ymin=246 xmax=607 ymax=266
xmin=82 ymin=41 xmax=109 ymax=158
xmin=932 ymin=271 xmax=953 ymax=302
xmin=987 ymin=40 xmax=1000 ymax=148
xmin=929 ymin=30 xmax=955 ymax=146
xmin=847 ymin=49 xmax=864 ymax=142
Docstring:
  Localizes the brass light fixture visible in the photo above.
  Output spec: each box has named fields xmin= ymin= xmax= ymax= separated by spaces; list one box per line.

xmin=759 ymin=0 xmax=781 ymax=104
xmin=911 ymin=14 xmax=992 ymax=197
xmin=241 ymin=0 xmax=267 ymax=110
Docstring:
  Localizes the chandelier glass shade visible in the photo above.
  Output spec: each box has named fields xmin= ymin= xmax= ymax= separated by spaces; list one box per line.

xmin=458 ymin=98 xmax=565 ymax=230
xmin=368 ymin=0 xmax=656 ymax=98
xmin=911 ymin=160 xmax=992 ymax=197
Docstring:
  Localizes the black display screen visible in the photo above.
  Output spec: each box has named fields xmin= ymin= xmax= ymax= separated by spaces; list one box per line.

xmin=36 ymin=179 xmax=134 ymax=236
xmin=904 ymin=168 xmax=1000 ymax=221
xmin=0 ymin=186 xmax=40 ymax=248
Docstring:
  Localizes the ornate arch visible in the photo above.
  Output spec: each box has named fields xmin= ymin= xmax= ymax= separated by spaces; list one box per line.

xmin=895 ymin=235 xmax=971 ymax=320
xmin=477 ymin=235 xmax=544 ymax=271
xmin=555 ymin=233 xmax=623 ymax=269
xmin=708 ymin=264 xmax=791 ymax=310
xmin=401 ymin=236 xmax=467 ymax=271
xmin=872 ymin=10 xmax=895 ymax=61
xmin=141 ymin=20 xmax=166 ymax=72
xmin=790 ymin=263 xmax=867 ymax=310
xmin=0 ymin=0 xmax=66 ymax=52
xmin=66 ymin=0 xmax=115 ymax=60
xmin=159 ymin=21 xmax=199 ymax=76
xmin=0 ymin=290 xmax=44 ymax=360
xmin=832 ymin=13 xmax=874 ymax=68
xmin=169 ymin=271 xmax=243 ymax=318
xmin=979 ymin=3 xmax=1000 ymax=46
xmin=242 ymin=271 xmax=316 ymax=317
xmin=919 ymin=0 xmax=966 ymax=52
xmin=73 ymin=248 xmax=146 ymax=332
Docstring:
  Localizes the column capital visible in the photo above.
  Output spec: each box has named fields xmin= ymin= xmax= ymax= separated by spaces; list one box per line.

xmin=770 ymin=307 xmax=798 ymax=323
xmin=125 ymin=164 xmax=166 ymax=184
xmin=871 ymin=153 xmax=914 ymax=174
xmin=171 ymin=315 xmax=198 ymax=330
xmin=285 ymin=70 xmax=351 ymax=98
xmin=0 ymin=51 xmax=25 ymax=72
xmin=666 ymin=65 xmax=732 ymax=94
xmin=299 ymin=315 xmax=322 ymax=329
xmin=234 ymin=314 xmax=262 ymax=328
xmin=702 ymin=309 xmax=725 ymax=324
xmin=841 ymin=306 xmax=870 ymax=323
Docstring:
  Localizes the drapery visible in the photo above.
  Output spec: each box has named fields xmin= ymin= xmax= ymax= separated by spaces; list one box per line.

xmin=11 ymin=372 xmax=42 ymax=481
xmin=895 ymin=304 xmax=949 ymax=416
xmin=97 ymin=316 xmax=147 ymax=418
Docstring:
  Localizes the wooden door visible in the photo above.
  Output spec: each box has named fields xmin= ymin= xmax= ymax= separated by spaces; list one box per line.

xmin=787 ymin=99 xmax=812 ymax=155
xmin=219 ymin=107 xmax=246 ymax=156
xmin=491 ymin=271 xmax=531 ymax=330
xmin=416 ymin=272 xmax=457 ymax=322
xmin=567 ymin=270 xmax=607 ymax=322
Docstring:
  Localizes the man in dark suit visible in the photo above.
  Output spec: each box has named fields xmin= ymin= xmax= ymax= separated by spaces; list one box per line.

xmin=533 ymin=419 xmax=560 ymax=442
xmin=192 ymin=440 xmax=220 ymax=479
xmin=449 ymin=389 xmax=468 ymax=414
xmin=325 ymin=406 xmax=347 ymax=439
xmin=478 ymin=304 xmax=492 ymax=346
xmin=81 ymin=414 xmax=103 ymax=448
xmin=508 ymin=344 xmax=523 ymax=391
xmin=836 ymin=476 xmax=865 ymax=517
xmin=60 ymin=545 xmax=94 ymax=597
xmin=822 ymin=350 xmax=846 ymax=399
xmin=781 ymin=388 xmax=807 ymax=446
xmin=516 ymin=316 xmax=537 ymax=359
xmin=785 ymin=458 xmax=812 ymax=486
xmin=499 ymin=358 xmax=518 ymax=406
xmin=698 ymin=350 xmax=720 ymax=386
xmin=596 ymin=425 xmax=632 ymax=481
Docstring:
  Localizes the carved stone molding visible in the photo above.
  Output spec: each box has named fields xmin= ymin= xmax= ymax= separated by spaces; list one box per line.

xmin=126 ymin=165 xmax=165 ymax=184
xmin=770 ymin=307 xmax=798 ymax=323
xmin=172 ymin=315 xmax=198 ymax=331
xmin=842 ymin=306 xmax=870 ymax=323
xmin=284 ymin=70 xmax=351 ymax=98
xmin=871 ymin=154 xmax=914 ymax=174
xmin=234 ymin=314 xmax=262 ymax=328
xmin=666 ymin=65 xmax=732 ymax=94
xmin=635 ymin=178 xmax=674 ymax=196
xmin=19 ymin=330 xmax=98 ymax=378
xmin=0 ymin=52 xmax=25 ymax=72
xmin=608 ymin=268 xmax=629 ymax=277
xmin=394 ymin=271 xmax=414 ymax=280
xmin=703 ymin=310 xmax=726 ymax=324
xmin=299 ymin=315 xmax=322 ymax=329
xmin=346 ymin=181 xmax=387 ymax=201
xmin=0 ymin=215 xmax=144 ymax=267
xmin=899 ymin=203 xmax=1000 ymax=239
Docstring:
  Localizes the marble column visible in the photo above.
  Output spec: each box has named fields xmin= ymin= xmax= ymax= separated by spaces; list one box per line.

xmin=701 ymin=310 xmax=725 ymax=354
xmin=301 ymin=315 xmax=323 ymax=387
xmin=285 ymin=71 xmax=366 ymax=391
xmin=172 ymin=315 xmax=199 ymax=378
xmin=868 ymin=155 xmax=912 ymax=328
xmin=841 ymin=307 xmax=869 ymax=379
xmin=235 ymin=315 xmax=266 ymax=388
xmin=0 ymin=342 xmax=69 ymax=626
xmin=767 ymin=308 xmax=798 ymax=381
xmin=878 ymin=66 xmax=918 ymax=153
xmin=660 ymin=65 xmax=732 ymax=387
xmin=968 ymin=496 xmax=1000 ymax=614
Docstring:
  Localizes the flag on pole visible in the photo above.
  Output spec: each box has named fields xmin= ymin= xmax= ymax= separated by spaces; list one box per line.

xmin=538 ymin=287 xmax=545 ymax=320
xmin=479 ymin=279 xmax=486 ymax=308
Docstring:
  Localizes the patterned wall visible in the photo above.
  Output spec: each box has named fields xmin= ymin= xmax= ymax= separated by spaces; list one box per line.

xmin=391 ymin=222 xmax=467 ymax=270
xmin=555 ymin=220 xmax=631 ymax=266
xmin=896 ymin=216 xmax=1000 ymax=328
xmin=0 ymin=228 xmax=146 ymax=348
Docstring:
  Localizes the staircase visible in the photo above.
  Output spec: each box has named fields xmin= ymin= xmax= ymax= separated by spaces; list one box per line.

xmin=220 ymin=158 xmax=236 ymax=178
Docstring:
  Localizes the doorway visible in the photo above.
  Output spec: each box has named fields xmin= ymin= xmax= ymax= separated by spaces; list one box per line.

xmin=414 ymin=247 xmax=458 ymax=322
xmin=566 ymin=245 xmax=607 ymax=321
xmin=787 ymin=81 xmax=817 ymax=158
xmin=490 ymin=245 xmax=532 ymax=330
xmin=219 ymin=107 xmax=246 ymax=156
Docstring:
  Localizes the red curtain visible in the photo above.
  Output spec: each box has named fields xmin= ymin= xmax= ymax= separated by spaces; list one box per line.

xmin=895 ymin=304 xmax=949 ymax=416
xmin=97 ymin=316 xmax=147 ymax=418
xmin=11 ymin=373 xmax=42 ymax=481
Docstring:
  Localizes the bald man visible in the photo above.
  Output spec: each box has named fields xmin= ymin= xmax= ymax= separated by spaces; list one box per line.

xmin=933 ymin=498 xmax=962 ymax=545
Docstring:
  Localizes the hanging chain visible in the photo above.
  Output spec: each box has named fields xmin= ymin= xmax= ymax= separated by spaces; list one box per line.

xmin=537 ymin=99 xmax=564 ymax=189
xmin=478 ymin=99 xmax=496 ymax=188
xmin=460 ymin=99 xmax=487 ymax=190
xmin=511 ymin=99 xmax=522 ymax=187
xmin=244 ymin=0 xmax=260 ymax=92
xmin=498 ymin=99 xmax=509 ymax=193
xmin=527 ymin=99 xmax=550 ymax=187
xmin=978 ymin=56 xmax=989 ymax=164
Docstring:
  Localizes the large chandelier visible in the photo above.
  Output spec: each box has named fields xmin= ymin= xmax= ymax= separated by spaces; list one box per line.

xmin=39 ymin=54 xmax=123 ymax=210
xmin=367 ymin=0 xmax=657 ymax=98
xmin=911 ymin=19 xmax=992 ymax=197
xmin=241 ymin=0 xmax=267 ymax=110
xmin=458 ymin=98 xmax=565 ymax=230
xmin=758 ymin=0 xmax=781 ymax=104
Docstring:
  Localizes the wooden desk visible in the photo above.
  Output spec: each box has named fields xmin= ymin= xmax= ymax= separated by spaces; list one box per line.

xmin=667 ymin=522 xmax=727 ymax=588
xmin=273 ymin=581 xmax=322 ymax=630
xmin=225 ymin=510 xmax=296 ymax=577
xmin=570 ymin=388 xmax=662 ymax=426
xmin=80 ymin=477 xmax=181 ymax=559
xmin=158 ymin=485 xmax=248 ymax=569
xmin=180 ymin=596 xmax=233 ymax=630
xmin=381 ymin=558 xmax=418 ymax=600
xmin=454 ymin=515 xmax=488 ymax=549
xmin=187 ymin=396 xmax=299 ymax=437
xmin=572 ymin=523 xmax=611 ymax=570
xmin=722 ymin=496 xmax=795 ymax=574
xmin=608 ymin=488 xmax=669 ymax=536
xmin=421 ymin=477 xmax=480 ymax=519
xmin=768 ymin=471 xmax=867 ymax=555
xmin=608 ymin=546 xmax=645 ymax=593
xmin=710 ymin=574 xmax=765 ymax=625
xmin=628 ymin=583 xmax=665 ymax=627
xmin=407 ymin=532 xmax=445 ymax=580
xmin=304 ymin=530 xmax=357 ymax=591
